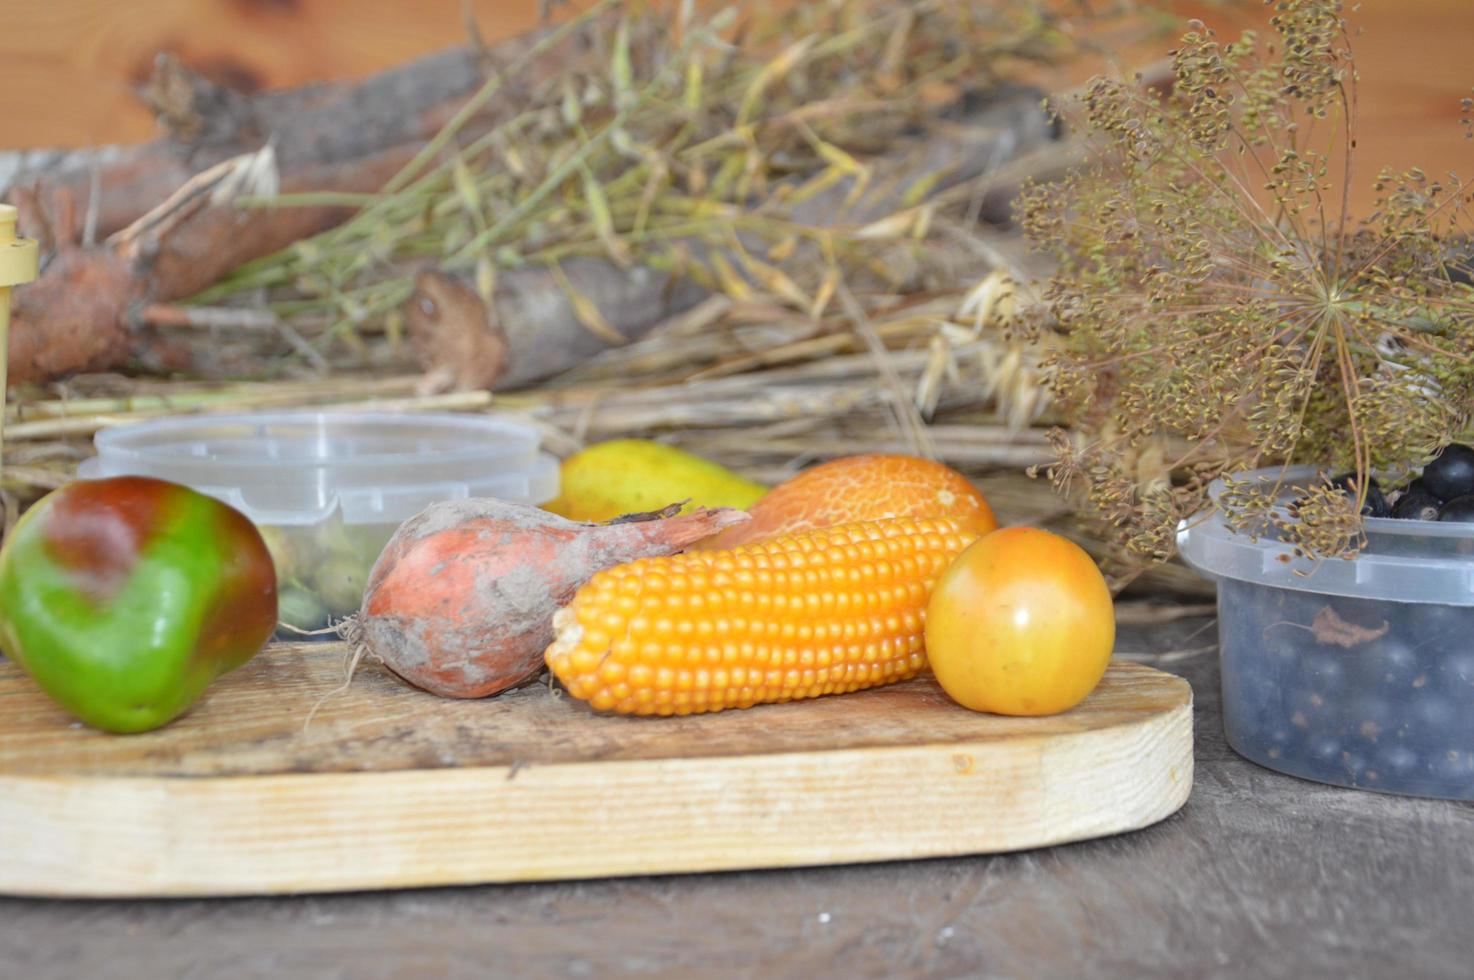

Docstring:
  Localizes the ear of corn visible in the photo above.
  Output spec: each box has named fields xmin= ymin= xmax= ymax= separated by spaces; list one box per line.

xmin=545 ymin=515 xmax=988 ymax=716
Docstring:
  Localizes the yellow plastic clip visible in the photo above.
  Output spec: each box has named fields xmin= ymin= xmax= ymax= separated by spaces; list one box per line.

xmin=0 ymin=205 xmax=39 ymax=289
xmin=0 ymin=203 xmax=40 ymax=487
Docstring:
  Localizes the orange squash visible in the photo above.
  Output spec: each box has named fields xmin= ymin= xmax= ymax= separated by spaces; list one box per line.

xmin=699 ymin=454 xmax=996 ymax=550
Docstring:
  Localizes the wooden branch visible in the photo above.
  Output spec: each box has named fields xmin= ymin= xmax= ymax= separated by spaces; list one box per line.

xmin=4 ymin=47 xmax=487 ymax=249
xmin=4 ymin=16 xmax=615 ymax=385
xmin=409 ymin=261 xmax=712 ymax=393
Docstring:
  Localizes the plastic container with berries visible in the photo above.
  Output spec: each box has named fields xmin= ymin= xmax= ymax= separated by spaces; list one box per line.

xmin=1179 ymin=457 xmax=1474 ymax=801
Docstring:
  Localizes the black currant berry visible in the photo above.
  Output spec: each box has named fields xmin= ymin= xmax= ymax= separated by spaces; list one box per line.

xmin=1422 ymin=443 xmax=1474 ymax=501
xmin=1328 ymin=473 xmax=1391 ymax=517
xmin=1307 ymin=734 xmax=1344 ymax=765
xmin=1374 ymin=744 xmax=1421 ymax=779
xmin=1413 ymin=695 xmax=1458 ymax=738
xmin=1439 ymin=495 xmax=1474 ymax=523
xmin=1429 ymin=750 xmax=1474 ymax=786
xmin=1405 ymin=602 xmax=1469 ymax=644
xmin=1356 ymin=638 xmax=1421 ymax=689
xmin=1297 ymin=651 xmax=1347 ymax=695
xmin=1261 ymin=725 xmax=1298 ymax=761
xmin=1440 ymin=650 xmax=1474 ymax=702
xmin=1339 ymin=750 xmax=1371 ymax=782
xmin=1347 ymin=694 xmax=1395 ymax=745
xmin=1229 ymin=671 xmax=1281 ymax=727
xmin=1393 ymin=488 xmax=1442 ymax=522
xmin=1404 ymin=477 xmax=1440 ymax=503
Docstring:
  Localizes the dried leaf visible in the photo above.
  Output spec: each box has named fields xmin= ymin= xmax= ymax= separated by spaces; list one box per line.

xmin=810 ymin=268 xmax=839 ymax=320
xmin=767 ymin=235 xmax=799 ymax=264
xmin=876 ymin=8 xmax=915 ymax=91
xmin=686 ymin=162 xmax=708 ymax=197
xmin=560 ymin=79 xmax=583 ymax=126
xmin=737 ymin=251 xmax=810 ymax=309
xmin=810 ymin=137 xmax=864 ymax=176
xmin=474 ymin=256 xmax=498 ymax=304
xmin=737 ymin=36 xmax=816 ymax=127
xmin=915 ymin=334 xmax=950 ymax=419
xmin=580 ymin=164 xmax=633 ymax=266
xmin=633 ymin=156 xmax=669 ymax=235
xmin=709 ymin=252 xmax=754 ymax=302
xmin=910 ymin=203 xmax=934 ymax=240
xmin=551 ymin=263 xmax=627 ymax=345
xmin=782 ymin=166 xmax=848 ymax=208
xmin=735 ymin=145 xmax=767 ymax=202
xmin=802 ymin=128 xmax=871 ymax=206
xmin=916 ymin=80 xmax=963 ymax=106
xmin=610 ymin=18 xmax=635 ymax=104
xmin=710 ymin=152 xmax=748 ymax=199
xmin=855 ymin=210 xmax=917 ymax=240
xmin=610 ymin=126 xmax=640 ymax=159
xmin=384 ymin=309 xmax=405 ymax=352
xmin=1310 ymin=606 xmax=1390 ymax=648
xmin=901 ymin=171 xmax=944 ymax=208
xmin=684 ymin=60 xmax=704 ymax=111
xmin=501 ymin=144 xmax=528 ymax=180
xmin=451 ymin=157 xmax=483 ymax=219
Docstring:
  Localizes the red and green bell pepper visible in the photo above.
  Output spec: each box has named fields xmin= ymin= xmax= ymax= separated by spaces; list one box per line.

xmin=0 ymin=476 xmax=277 ymax=733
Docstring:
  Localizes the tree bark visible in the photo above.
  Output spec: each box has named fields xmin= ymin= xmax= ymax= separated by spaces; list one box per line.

xmin=5 ymin=46 xmax=487 ymax=249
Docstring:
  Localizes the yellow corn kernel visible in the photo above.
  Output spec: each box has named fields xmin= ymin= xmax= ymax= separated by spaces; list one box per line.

xmin=545 ymin=515 xmax=987 ymax=716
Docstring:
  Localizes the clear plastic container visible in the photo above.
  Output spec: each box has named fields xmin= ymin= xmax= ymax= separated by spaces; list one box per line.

xmin=78 ymin=412 xmax=559 ymax=632
xmin=1179 ymin=466 xmax=1474 ymax=800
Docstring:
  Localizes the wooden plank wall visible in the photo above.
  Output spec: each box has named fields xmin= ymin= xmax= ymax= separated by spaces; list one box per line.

xmin=0 ymin=0 xmax=543 ymax=147
xmin=1 ymin=1 xmax=1471 ymax=215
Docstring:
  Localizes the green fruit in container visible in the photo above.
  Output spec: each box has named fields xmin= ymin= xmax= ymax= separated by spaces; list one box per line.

xmin=256 ymin=523 xmax=305 ymax=582
xmin=315 ymin=551 xmax=371 ymax=616
xmin=0 ymin=476 xmax=278 ymax=733
xmin=277 ymin=586 xmax=330 ymax=633
xmin=341 ymin=523 xmax=395 ymax=567
xmin=543 ymin=439 xmax=767 ymax=523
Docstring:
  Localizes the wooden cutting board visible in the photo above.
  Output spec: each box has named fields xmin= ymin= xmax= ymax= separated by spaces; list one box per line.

xmin=0 ymin=642 xmax=1192 ymax=898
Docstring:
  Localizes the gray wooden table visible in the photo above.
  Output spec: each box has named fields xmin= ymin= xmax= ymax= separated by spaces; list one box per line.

xmin=2 ymin=614 xmax=1471 ymax=980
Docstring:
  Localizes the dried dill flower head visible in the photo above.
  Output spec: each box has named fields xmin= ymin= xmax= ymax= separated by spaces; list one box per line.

xmin=1020 ymin=0 xmax=1474 ymax=567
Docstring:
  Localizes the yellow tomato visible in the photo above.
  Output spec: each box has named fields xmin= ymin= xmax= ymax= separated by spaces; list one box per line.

xmin=925 ymin=527 xmax=1115 ymax=716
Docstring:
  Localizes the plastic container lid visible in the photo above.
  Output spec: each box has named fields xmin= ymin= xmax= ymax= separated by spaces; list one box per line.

xmin=77 ymin=411 xmax=559 ymax=526
xmin=1178 ymin=466 xmax=1474 ymax=605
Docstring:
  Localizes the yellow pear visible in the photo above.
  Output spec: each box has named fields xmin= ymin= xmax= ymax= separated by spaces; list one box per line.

xmin=543 ymin=439 xmax=767 ymax=522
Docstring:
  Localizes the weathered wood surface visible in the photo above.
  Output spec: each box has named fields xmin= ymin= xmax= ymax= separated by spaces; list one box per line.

xmin=0 ymin=615 xmax=1469 ymax=979
xmin=0 ymin=645 xmax=1190 ymax=898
